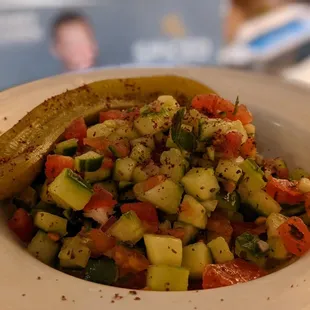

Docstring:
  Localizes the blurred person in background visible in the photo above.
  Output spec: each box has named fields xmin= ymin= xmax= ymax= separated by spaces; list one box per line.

xmin=224 ymin=0 xmax=295 ymax=43
xmin=50 ymin=11 xmax=98 ymax=72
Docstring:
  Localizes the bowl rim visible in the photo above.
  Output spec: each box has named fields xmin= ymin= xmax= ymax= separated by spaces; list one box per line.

xmin=1 ymin=67 xmax=310 ymax=310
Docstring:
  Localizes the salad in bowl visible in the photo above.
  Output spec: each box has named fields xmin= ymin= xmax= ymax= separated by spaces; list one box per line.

xmin=3 ymin=75 xmax=310 ymax=292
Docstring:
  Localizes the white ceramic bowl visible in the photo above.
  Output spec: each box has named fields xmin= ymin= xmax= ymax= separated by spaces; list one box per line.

xmin=1 ymin=68 xmax=310 ymax=310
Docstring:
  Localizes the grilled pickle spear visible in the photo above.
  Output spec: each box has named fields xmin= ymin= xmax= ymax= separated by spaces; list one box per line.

xmin=0 ymin=75 xmax=215 ymax=199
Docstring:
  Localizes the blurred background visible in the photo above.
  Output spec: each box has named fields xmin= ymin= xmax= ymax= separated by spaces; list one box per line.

xmin=1 ymin=0 xmax=310 ymax=90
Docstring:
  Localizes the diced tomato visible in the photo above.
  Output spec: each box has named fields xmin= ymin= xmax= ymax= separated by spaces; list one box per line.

xmin=80 ymin=228 xmax=116 ymax=258
xmin=202 ymin=258 xmax=267 ymax=289
xmin=278 ymin=217 xmax=310 ymax=257
xmin=121 ymin=202 xmax=159 ymax=233
xmin=266 ymin=177 xmax=304 ymax=205
xmin=99 ymin=109 xmax=140 ymax=123
xmin=231 ymin=221 xmax=266 ymax=238
xmin=92 ymin=184 xmax=114 ymax=199
xmin=112 ymin=245 xmax=150 ymax=273
xmin=240 ymin=137 xmax=257 ymax=158
xmin=101 ymin=216 xmax=118 ymax=232
xmin=213 ymin=132 xmax=242 ymax=159
xmin=83 ymin=137 xmax=130 ymax=158
xmin=101 ymin=157 xmax=114 ymax=169
xmin=206 ymin=211 xmax=233 ymax=243
xmin=124 ymin=108 xmax=140 ymax=121
xmin=109 ymin=140 xmax=130 ymax=158
xmin=84 ymin=191 xmax=116 ymax=212
xmin=221 ymin=180 xmax=236 ymax=193
xmin=45 ymin=154 xmax=74 ymax=181
xmin=83 ymin=137 xmax=110 ymax=151
xmin=8 ymin=208 xmax=35 ymax=243
xmin=142 ymin=175 xmax=166 ymax=192
xmin=64 ymin=117 xmax=87 ymax=145
xmin=166 ymin=228 xmax=185 ymax=240
xmin=47 ymin=232 xmax=61 ymax=242
xmin=192 ymin=94 xmax=233 ymax=116
xmin=228 ymin=104 xmax=253 ymax=125
xmin=99 ymin=110 xmax=126 ymax=122
xmin=191 ymin=94 xmax=253 ymax=125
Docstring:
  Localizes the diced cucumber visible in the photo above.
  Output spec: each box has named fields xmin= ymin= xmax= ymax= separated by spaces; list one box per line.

xmin=200 ymin=200 xmax=218 ymax=212
xmin=268 ymin=237 xmax=289 ymax=260
xmin=84 ymin=168 xmax=111 ymax=183
xmin=86 ymin=120 xmax=119 ymax=138
xmin=239 ymin=159 xmax=266 ymax=190
xmin=108 ymin=211 xmax=144 ymax=244
xmin=113 ymin=157 xmax=137 ymax=182
xmin=266 ymin=213 xmax=288 ymax=238
xmin=159 ymin=164 xmax=185 ymax=183
xmin=131 ymin=135 xmax=155 ymax=150
xmin=75 ymin=151 xmax=104 ymax=172
xmin=15 ymin=186 xmax=37 ymax=208
xmin=118 ymin=181 xmax=134 ymax=191
xmin=299 ymin=213 xmax=310 ymax=226
xmin=48 ymin=168 xmax=93 ymax=211
xmin=159 ymin=148 xmax=188 ymax=182
xmin=54 ymin=138 xmax=78 ymax=156
xmin=144 ymin=234 xmax=182 ymax=267
xmin=118 ymin=189 xmax=136 ymax=202
xmin=132 ymin=166 xmax=148 ymax=183
xmin=227 ymin=211 xmax=244 ymax=222
xmin=28 ymin=230 xmax=60 ymax=265
xmin=182 ymin=242 xmax=212 ymax=278
xmin=142 ymin=179 xmax=183 ymax=214
xmin=207 ymin=237 xmax=234 ymax=263
xmin=235 ymin=233 xmax=268 ymax=267
xmin=207 ymin=146 xmax=215 ymax=161
xmin=157 ymin=95 xmax=179 ymax=110
xmin=297 ymin=178 xmax=310 ymax=194
xmin=198 ymin=118 xmax=230 ymax=142
xmin=160 ymin=148 xmax=187 ymax=166
xmin=239 ymin=187 xmax=281 ymax=216
xmin=158 ymin=220 xmax=172 ymax=231
xmin=34 ymin=212 xmax=67 ymax=236
xmin=130 ymin=143 xmax=152 ymax=163
xmin=84 ymin=257 xmax=118 ymax=285
xmin=195 ymin=141 xmax=207 ymax=152
xmin=115 ymin=124 xmax=140 ymax=140
xmin=199 ymin=119 xmax=248 ymax=144
xmin=244 ymin=124 xmax=255 ymax=136
xmin=178 ymin=195 xmax=207 ymax=229
xmin=97 ymin=180 xmax=118 ymax=199
xmin=58 ymin=236 xmax=91 ymax=269
xmin=173 ymin=222 xmax=198 ymax=245
xmin=290 ymin=168 xmax=310 ymax=181
xmin=216 ymin=191 xmax=240 ymax=212
xmin=40 ymin=180 xmax=55 ymax=204
xmin=181 ymin=168 xmax=220 ymax=201
xmin=282 ymin=204 xmax=306 ymax=216
xmin=134 ymin=110 xmax=172 ymax=135
xmin=147 ymin=265 xmax=189 ymax=291
xmin=216 ymin=159 xmax=243 ymax=183
xmin=154 ymin=131 xmax=165 ymax=144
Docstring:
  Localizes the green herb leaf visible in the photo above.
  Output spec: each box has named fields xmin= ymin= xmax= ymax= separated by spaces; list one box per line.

xmin=233 ymin=96 xmax=240 ymax=115
xmin=171 ymin=109 xmax=197 ymax=152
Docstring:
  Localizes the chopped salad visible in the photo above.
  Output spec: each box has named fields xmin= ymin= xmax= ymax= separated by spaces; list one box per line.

xmin=7 ymin=93 xmax=310 ymax=291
